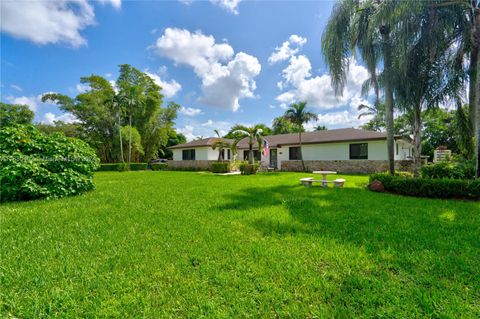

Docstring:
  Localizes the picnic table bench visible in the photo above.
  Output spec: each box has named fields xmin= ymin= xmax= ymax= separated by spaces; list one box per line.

xmin=300 ymin=177 xmax=346 ymax=188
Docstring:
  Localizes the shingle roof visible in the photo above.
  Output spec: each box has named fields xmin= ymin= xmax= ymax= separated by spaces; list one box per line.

xmin=169 ymin=128 xmax=403 ymax=150
xmin=168 ymin=137 xmax=233 ymax=149
xmin=235 ymin=128 xmax=400 ymax=149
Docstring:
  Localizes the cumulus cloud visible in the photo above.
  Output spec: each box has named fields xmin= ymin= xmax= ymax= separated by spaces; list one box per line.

xmin=268 ymin=34 xmax=307 ymax=64
xmin=176 ymin=119 xmax=234 ymax=141
xmin=6 ymin=95 xmax=42 ymax=112
xmin=144 ymin=70 xmax=182 ymax=98
xmin=1 ymin=0 xmax=120 ymax=47
xmin=153 ymin=28 xmax=261 ymax=111
xmin=211 ymin=0 xmax=242 ymax=14
xmin=98 ymin=0 xmax=122 ymax=9
xmin=179 ymin=106 xmax=203 ymax=117
xmin=41 ymin=112 xmax=78 ymax=125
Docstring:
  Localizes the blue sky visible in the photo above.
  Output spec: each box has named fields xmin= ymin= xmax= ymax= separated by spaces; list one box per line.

xmin=1 ymin=0 xmax=372 ymax=140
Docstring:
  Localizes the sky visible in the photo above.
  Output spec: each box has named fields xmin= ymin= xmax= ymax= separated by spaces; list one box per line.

xmin=1 ymin=0 xmax=373 ymax=141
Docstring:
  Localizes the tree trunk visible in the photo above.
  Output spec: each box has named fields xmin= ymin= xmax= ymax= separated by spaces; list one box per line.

xmin=473 ymin=6 xmax=480 ymax=178
xmin=299 ymin=131 xmax=305 ymax=171
xmin=118 ymin=112 xmax=124 ymax=162
xmin=249 ymin=137 xmax=254 ymax=165
xmin=381 ymin=25 xmax=396 ymax=175
xmin=412 ymin=104 xmax=422 ymax=178
xmin=469 ymin=46 xmax=478 ymax=151
xmin=128 ymin=114 xmax=132 ymax=165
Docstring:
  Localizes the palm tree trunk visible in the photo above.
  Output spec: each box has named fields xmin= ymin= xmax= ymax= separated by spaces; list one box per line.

xmin=299 ymin=131 xmax=305 ymax=171
xmin=412 ymin=104 xmax=422 ymax=178
xmin=473 ymin=8 xmax=480 ymax=178
xmin=249 ymin=137 xmax=254 ymax=165
xmin=381 ymin=25 xmax=395 ymax=175
xmin=469 ymin=46 xmax=478 ymax=154
xmin=118 ymin=112 xmax=124 ymax=162
xmin=128 ymin=114 xmax=132 ymax=165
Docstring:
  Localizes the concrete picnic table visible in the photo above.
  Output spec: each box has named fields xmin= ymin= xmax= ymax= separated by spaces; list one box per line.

xmin=312 ymin=171 xmax=337 ymax=187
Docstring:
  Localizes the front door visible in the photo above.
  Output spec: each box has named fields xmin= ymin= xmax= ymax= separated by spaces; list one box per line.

xmin=269 ymin=149 xmax=278 ymax=169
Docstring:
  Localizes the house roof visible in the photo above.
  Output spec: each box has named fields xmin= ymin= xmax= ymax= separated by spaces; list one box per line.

xmin=168 ymin=137 xmax=233 ymax=149
xmin=235 ymin=128 xmax=403 ymax=149
xmin=169 ymin=128 xmax=404 ymax=150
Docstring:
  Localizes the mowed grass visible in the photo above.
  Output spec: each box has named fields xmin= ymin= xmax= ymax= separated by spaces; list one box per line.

xmin=1 ymin=172 xmax=479 ymax=318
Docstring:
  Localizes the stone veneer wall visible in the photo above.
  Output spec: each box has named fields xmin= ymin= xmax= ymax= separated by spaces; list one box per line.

xmin=168 ymin=160 xmax=216 ymax=170
xmin=281 ymin=160 xmax=414 ymax=173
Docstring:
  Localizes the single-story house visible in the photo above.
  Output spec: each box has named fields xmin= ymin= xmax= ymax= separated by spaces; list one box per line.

xmin=169 ymin=128 xmax=413 ymax=173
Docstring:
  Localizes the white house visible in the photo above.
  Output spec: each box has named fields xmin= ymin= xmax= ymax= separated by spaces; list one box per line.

xmin=169 ymin=128 xmax=413 ymax=173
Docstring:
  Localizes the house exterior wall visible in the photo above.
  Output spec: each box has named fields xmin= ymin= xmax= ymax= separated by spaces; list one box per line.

xmin=280 ymin=160 xmax=414 ymax=173
xmin=172 ymin=147 xmax=232 ymax=161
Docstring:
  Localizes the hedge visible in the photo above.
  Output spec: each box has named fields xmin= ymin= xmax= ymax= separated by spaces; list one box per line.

xmin=369 ymin=173 xmax=480 ymax=200
xmin=421 ymin=161 xmax=475 ymax=180
xmin=151 ymin=163 xmax=168 ymax=171
xmin=211 ymin=162 xmax=230 ymax=173
xmin=97 ymin=164 xmax=120 ymax=171
xmin=129 ymin=163 xmax=148 ymax=171
xmin=97 ymin=163 xmax=148 ymax=171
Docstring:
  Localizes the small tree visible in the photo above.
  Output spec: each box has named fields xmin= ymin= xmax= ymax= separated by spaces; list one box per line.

xmin=283 ymin=101 xmax=318 ymax=171
xmin=229 ymin=124 xmax=264 ymax=165
xmin=211 ymin=129 xmax=231 ymax=161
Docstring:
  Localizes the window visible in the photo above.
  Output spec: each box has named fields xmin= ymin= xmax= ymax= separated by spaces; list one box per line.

xmin=349 ymin=143 xmax=368 ymax=159
xmin=243 ymin=150 xmax=261 ymax=161
xmin=182 ymin=149 xmax=195 ymax=160
xmin=289 ymin=147 xmax=301 ymax=160
xmin=227 ymin=149 xmax=231 ymax=160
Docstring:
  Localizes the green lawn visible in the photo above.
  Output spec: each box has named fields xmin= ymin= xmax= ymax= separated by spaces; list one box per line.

xmin=1 ymin=171 xmax=479 ymax=318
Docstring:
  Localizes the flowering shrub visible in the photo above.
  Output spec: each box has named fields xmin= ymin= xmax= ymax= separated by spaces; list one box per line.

xmin=0 ymin=125 xmax=99 ymax=202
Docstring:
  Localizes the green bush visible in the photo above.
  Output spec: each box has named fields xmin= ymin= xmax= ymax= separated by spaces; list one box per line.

xmin=369 ymin=173 xmax=480 ymax=200
xmin=117 ymin=162 xmax=129 ymax=172
xmin=211 ymin=162 xmax=230 ymax=173
xmin=0 ymin=125 xmax=99 ymax=202
xmin=239 ymin=163 xmax=260 ymax=175
xmin=129 ymin=163 xmax=148 ymax=171
xmin=151 ymin=163 xmax=168 ymax=171
xmin=421 ymin=161 xmax=475 ymax=180
xmin=167 ymin=166 xmax=202 ymax=171
xmin=97 ymin=164 xmax=119 ymax=171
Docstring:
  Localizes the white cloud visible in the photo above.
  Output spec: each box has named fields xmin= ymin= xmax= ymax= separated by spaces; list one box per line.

xmin=0 ymin=0 xmax=96 ymax=47
xmin=179 ymin=106 xmax=203 ymax=117
xmin=98 ymin=0 xmax=122 ymax=9
xmin=144 ymin=70 xmax=182 ymax=98
xmin=176 ymin=119 xmax=234 ymax=141
xmin=276 ymin=56 xmax=370 ymax=111
xmin=6 ymin=95 xmax=42 ymax=112
xmin=211 ymin=0 xmax=242 ymax=14
xmin=10 ymin=84 xmax=22 ymax=92
xmin=41 ymin=112 xmax=78 ymax=125
xmin=154 ymin=28 xmax=261 ymax=111
xmin=76 ymin=83 xmax=90 ymax=93
xmin=268 ymin=34 xmax=307 ymax=64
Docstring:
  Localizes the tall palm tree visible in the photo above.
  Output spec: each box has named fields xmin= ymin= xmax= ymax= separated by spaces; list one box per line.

xmin=322 ymin=0 xmax=397 ymax=175
xmin=118 ymin=86 xmax=142 ymax=166
xmin=107 ymin=95 xmax=125 ymax=162
xmin=229 ymin=124 xmax=264 ymax=165
xmin=283 ymin=101 xmax=318 ymax=171
xmin=211 ymin=129 xmax=231 ymax=161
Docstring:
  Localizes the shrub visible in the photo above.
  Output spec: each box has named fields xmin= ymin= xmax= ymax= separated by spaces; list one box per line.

xmin=211 ymin=162 xmax=230 ymax=173
xmin=0 ymin=125 xmax=99 ymax=202
xmin=117 ymin=162 xmax=129 ymax=172
xmin=421 ymin=161 xmax=475 ymax=180
xmin=151 ymin=163 xmax=168 ymax=171
xmin=97 ymin=164 xmax=120 ymax=171
xmin=129 ymin=163 xmax=148 ymax=171
xmin=167 ymin=166 xmax=202 ymax=171
xmin=239 ymin=163 xmax=259 ymax=175
xmin=369 ymin=173 xmax=480 ymax=200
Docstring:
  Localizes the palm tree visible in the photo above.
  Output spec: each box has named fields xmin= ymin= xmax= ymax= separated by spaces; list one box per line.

xmin=283 ymin=101 xmax=318 ymax=171
xmin=211 ymin=129 xmax=231 ymax=161
xmin=229 ymin=124 xmax=264 ymax=165
xmin=107 ymin=95 xmax=125 ymax=162
xmin=322 ymin=0 xmax=397 ymax=175
xmin=118 ymin=86 xmax=142 ymax=166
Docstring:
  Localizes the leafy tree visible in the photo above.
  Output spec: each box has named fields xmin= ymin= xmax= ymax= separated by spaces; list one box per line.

xmin=229 ymin=124 xmax=265 ymax=164
xmin=36 ymin=121 xmax=83 ymax=139
xmin=283 ymin=101 xmax=318 ymax=171
xmin=159 ymin=130 xmax=186 ymax=159
xmin=314 ymin=125 xmax=328 ymax=131
xmin=211 ymin=130 xmax=231 ymax=161
xmin=272 ymin=116 xmax=303 ymax=135
xmin=0 ymin=102 xmax=34 ymax=126
xmin=116 ymin=125 xmax=144 ymax=163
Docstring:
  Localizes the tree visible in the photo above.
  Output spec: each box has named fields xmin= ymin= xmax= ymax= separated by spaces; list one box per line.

xmin=229 ymin=124 xmax=265 ymax=164
xmin=322 ymin=0 xmax=397 ymax=175
xmin=0 ymin=103 xmax=34 ymax=126
xmin=116 ymin=125 xmax=144 ymax=163
xmin=159 ymin=130 xmax=186 ymax=159
xmin=283 ymin=101 xmax=317 ymax=171
xmin=272 ymin=116 xmax=304 ymax=135
xmin=106 ymin=95 xmax=125 ymax=162
xmin=36 ymin=121 xmax=83 ymax=139
xmin=211 ymin=130 xmax=231 ymax=161
xmin=315 ymin=125 xmax=328 ymax=131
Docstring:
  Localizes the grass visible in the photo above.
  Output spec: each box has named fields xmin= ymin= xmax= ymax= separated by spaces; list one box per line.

xmin=1 ymin=171 xmax=479 ymax=318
